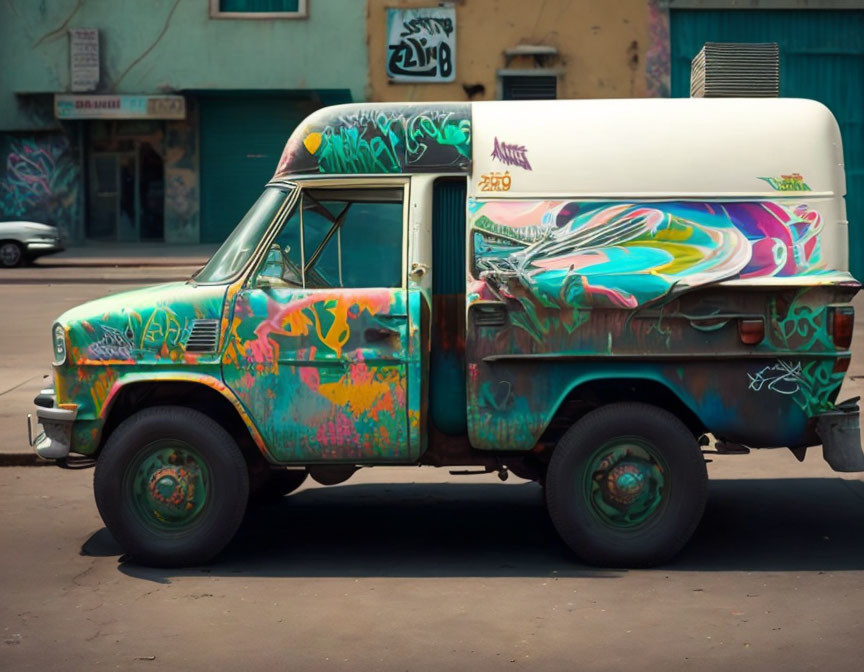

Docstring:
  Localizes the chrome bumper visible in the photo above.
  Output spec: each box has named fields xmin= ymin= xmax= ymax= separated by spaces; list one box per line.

xmin=28 ymin=387 xmax=77 ymax=460
xmin=24 ymin=236 xmax=64 ymax=254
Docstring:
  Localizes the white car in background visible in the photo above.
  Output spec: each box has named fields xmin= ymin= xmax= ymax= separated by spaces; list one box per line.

xmin=0 ymin=221 xmax=65 ymax=267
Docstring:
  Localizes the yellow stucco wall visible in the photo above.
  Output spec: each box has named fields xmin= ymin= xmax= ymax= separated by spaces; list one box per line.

xmin=366 ymin=0 xmax=669 ymax=102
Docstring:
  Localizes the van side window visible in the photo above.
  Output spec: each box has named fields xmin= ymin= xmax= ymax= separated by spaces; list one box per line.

xmin=302 ymin=188 xmax=403 ymax=289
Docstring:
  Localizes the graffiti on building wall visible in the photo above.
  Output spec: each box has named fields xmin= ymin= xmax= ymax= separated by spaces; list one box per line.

xmin=469 ymin=199 xmax=833 ymax=324
xmin=386 ymin=7 xmax=456 ymax=82
xmin=0 ymin=134 xmax=80 ymax=238
xmin=274 ymin=103 xmax=471 ymax=177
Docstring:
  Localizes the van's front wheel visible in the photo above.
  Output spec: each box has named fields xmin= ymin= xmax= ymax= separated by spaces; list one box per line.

xmin=94 ymin=406 xmax=249 ymax=567
xmin=546 ymin=403 xmax=707 ymax=567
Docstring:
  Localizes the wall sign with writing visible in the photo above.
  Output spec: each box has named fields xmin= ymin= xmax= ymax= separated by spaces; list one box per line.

xmin=386 ymin=6 xmax=456 ymax=83
xmin=55 ymin=95 xmax=186 ymax=120
xmin=69 ymin=28 xmax=99 ymax=92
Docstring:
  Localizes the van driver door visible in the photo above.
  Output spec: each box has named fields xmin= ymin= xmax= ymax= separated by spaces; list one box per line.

xmin=223 ymin=181 xmax=419 ymax=464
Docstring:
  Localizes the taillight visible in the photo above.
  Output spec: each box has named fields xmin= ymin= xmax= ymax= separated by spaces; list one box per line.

xmin=738 ymin=318 xmax=765 ymax=345
xmin=834 ymin=357 xmax=851 ymax=373
xmin=831 ymin=306 xmax=854 ymax=350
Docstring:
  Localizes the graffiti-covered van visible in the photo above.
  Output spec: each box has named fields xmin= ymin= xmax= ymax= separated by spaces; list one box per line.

xmin=30 ymin=98 xmax=861 ymax=568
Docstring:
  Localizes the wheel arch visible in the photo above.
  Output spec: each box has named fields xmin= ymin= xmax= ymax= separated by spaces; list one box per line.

xmin=98 ymin=374 xmax=270 ymax=468
xmin=541 ymin=375 xmax=707 ymax=448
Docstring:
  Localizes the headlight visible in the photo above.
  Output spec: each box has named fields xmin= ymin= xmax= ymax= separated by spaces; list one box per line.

xmin=52 ymin=323 xmax=67 ymax=365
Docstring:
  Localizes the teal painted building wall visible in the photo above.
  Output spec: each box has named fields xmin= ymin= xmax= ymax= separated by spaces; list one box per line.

xmin=0 ymin=0 xmax=368 ymax=244
xmin=669 ymin=8 xmax=864 ymax=279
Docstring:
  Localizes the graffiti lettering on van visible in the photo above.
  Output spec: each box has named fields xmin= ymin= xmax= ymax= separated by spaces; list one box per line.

xmin=747 ymin=361 xmax=803 ymax=394
xmin=746 ymin=358 xmax=844 ymax=417
xmin=477 ymin=171 xmax=511 ymax=192
xmin=276 ymin=104 xmax=471 ymax=177
xmin=490 ymin=137 xmax=532 ymax=171
xmin=759 ymin=173 xmax=811 ymax=191
xmin=87 ymin=325 xmax=136 ymax=362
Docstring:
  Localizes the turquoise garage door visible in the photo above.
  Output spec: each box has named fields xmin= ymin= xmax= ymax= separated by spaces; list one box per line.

xmin=670 ymin=9 xmax=864 ymax=280
xmin=199 ymin=93 xmax=349 ymax=244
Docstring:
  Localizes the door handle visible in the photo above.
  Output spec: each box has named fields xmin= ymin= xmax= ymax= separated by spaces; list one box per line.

xmin=364 ymin=327 xmax=399 ymax=343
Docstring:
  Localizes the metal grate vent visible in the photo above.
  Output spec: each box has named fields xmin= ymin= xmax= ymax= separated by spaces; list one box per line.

xmin=502 ymin=75 xmax=557 ymax=100
xmin=185 ymin=319 xmax=220 ymax=353
xmin=690 ymin=42 xmax=779 ymax=98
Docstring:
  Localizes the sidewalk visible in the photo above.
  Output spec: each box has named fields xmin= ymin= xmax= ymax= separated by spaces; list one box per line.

xmin=1 ymin=243 xmax=218 ymax=284
xmin=39 ymin=242 xmax=219 ymax=267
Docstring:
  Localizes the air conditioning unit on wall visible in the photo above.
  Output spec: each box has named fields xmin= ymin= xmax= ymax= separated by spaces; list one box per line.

xmin=690 ymin=42 xmax=779 ymax=97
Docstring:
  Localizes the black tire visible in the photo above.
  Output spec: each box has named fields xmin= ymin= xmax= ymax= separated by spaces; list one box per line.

xmin=94 ymin=406 xmax=249 ymax=567
xmin=546 ymin=402 xmax=707 ymax=567
xmin=0 ymin=241 xmax=24 ymax=268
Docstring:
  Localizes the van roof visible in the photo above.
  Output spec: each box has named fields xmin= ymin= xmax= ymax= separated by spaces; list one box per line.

xmin=272 ymin=98 xmax=844 ymax=200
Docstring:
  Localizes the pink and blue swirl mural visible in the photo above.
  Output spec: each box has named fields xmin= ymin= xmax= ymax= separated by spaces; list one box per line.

xmin=470 ymin=200 xmax=829 ymax=311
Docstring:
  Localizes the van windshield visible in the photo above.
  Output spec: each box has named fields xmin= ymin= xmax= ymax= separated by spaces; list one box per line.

xmin=193 ymin=186 xmax=294 ymax=283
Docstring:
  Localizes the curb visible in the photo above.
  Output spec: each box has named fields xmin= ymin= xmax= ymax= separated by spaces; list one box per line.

xmin=38 ymin=260 xmax=209 ymax=268
xmin=0 ymin=453 xmax=55 ymax=467
xmin=0 ymin=276 xmax=189 ymax=286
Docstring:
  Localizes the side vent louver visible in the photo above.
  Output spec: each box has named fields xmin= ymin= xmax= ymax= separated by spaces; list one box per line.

xmin=185 ymin=319 xmax=220 ymax=353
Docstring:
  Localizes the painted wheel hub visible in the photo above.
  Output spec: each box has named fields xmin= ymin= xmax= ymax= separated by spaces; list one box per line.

xmin=125 ymin=441 xmax=209 ymax=530
xmin=584 ymin=439 xmax=667 ymax=529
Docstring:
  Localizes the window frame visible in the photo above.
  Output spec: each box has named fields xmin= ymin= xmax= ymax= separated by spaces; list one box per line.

xmin=209 ymin=0 xmax=308 ymax=20
xmin=251 ymin=177 xmax=410 ymax=291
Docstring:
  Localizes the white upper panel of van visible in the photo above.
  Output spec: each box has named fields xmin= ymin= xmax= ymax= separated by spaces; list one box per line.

xmin=470 ymin=98 xmax=845 ymax=200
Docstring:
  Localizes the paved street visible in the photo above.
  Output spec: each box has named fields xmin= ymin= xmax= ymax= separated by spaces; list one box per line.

xmin=1 ymin=263 xmax=863 ymax=670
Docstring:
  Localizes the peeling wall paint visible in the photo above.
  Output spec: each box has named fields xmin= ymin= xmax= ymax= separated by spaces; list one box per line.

xmin=645 ymin=0 xmax=671 ymax=97
xmin=163 ymin=101 xmax=199 ymax=244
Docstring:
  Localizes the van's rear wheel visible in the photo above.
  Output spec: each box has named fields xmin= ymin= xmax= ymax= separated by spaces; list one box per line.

xmin=546 ymin=402 xmax=707 ymax=567
xmin=94 ymin=406 xmax=249 ymax=567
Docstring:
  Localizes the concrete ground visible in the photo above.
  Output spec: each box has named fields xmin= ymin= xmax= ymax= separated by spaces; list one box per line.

xmin=1 ymin=266 xmax=863 ymax=670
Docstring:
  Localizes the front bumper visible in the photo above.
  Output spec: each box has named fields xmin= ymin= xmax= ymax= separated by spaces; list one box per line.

xmin=24 ymin=239 xmax=64 ymax=255
xmin=817 ymin=398 xmax=864 ymax=472
xmin=28 ymin=386 xmax=77 ymax=460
